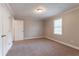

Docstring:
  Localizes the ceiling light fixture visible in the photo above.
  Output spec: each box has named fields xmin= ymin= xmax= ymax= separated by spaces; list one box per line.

xmin=34 ymin=7 xmax=46 ymax=14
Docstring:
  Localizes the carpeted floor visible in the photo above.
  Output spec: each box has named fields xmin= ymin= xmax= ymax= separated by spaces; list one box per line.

xmin=7 ymin=38 xmax=79 ymax=56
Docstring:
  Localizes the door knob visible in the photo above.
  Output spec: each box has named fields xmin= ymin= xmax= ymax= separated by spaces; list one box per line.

xmin=1 ymin=35 xmax=6 ymax=37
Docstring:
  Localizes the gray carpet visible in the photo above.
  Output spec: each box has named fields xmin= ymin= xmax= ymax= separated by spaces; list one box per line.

xmin=7 ymin=38 xmax=79 ymax=56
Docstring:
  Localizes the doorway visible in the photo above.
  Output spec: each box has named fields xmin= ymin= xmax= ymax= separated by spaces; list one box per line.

xmin=13 ymin=20 xmax=24 ymax=41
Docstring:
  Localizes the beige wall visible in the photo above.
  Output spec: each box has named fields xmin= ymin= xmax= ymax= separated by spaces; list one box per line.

xmin=45 ymin=7 xmax=79 ymax=48
xmin=24 ymin=18 xmax=44 ymax=39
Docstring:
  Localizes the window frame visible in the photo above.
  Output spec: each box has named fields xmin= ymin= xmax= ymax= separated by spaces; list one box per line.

xmin=53 ymin=17 xmax=62 ymax=35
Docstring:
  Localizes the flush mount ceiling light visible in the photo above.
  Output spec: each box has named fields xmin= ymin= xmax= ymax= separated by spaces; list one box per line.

xmin=34 ymin=7 xmax=46 ymax=14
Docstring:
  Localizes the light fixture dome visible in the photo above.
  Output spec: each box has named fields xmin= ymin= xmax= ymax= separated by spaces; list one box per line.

xmin=34 ymin=7 xmax=46 ymax=14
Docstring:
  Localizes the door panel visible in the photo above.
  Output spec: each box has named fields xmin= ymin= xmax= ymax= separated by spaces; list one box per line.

xmin=0 ymin=4 xmax=13 ymax=56
xmin=1 ymin=5 xmax=12 ymax=56
xmin=14 ymin=20 xmax=24 ymax=41
xmin=0 ymin=5 xmax=3 ymax=56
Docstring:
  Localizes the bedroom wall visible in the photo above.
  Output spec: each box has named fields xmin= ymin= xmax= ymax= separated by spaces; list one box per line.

xmin=24 ymin=18 xmax=44 ymax=39
xmin=45 ymin=7 xmax=79 ymax=49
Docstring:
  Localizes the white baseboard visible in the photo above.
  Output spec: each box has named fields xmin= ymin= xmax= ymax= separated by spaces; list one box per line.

xmin=24 ymin=36 xmax=44 ymax=40
xmin=46 ymin=36 xmax=79 ymax=50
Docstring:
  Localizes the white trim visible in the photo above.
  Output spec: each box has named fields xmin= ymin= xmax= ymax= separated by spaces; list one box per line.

xmin=46 ymin=36 xmax=79 ymax=50
xmin=63 ymin=6 xmax=79 ymax=15
xmin=24 ymin=36 xmax=44 ymax=40
xmin=5 ymin=3 xmax=14 ymax=16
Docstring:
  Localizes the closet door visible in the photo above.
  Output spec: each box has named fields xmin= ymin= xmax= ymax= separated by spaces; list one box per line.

xmin=14 ymin=20 xmax=24 ymax=41
xmin=0 ymin=4 xmax=13 ymax=56
xmin=2 ymin=4 xmax=12 ymax=56
xmin=0 ymin=5 xmax=3 ymax=56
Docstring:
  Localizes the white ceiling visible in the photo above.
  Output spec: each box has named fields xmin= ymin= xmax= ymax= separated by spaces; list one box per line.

xmin=9 ymin=3 xmax=79 ymax=20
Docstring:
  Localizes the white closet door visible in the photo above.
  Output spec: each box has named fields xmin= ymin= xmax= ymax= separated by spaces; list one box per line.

xmin=2 ymin=5 xmax=10 ymax=56
xmin=14 ymin=20 xmax=24 ymax=41
xmin=0 ymin=5 xmax=3 ymax=56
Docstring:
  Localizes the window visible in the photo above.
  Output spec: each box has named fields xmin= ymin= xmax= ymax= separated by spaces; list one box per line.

xmin=54 ymin=18 xmax=62 ymax=35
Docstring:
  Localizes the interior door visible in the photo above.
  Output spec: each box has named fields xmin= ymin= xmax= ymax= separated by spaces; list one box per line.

xmin=0 ymin=4 xmax=13 ymax=56
xmin=14 ymin=20 xmax=24 ymax=41
xmin=0 ymin=6 xmax=3 ymax=56
xmin=2 ymin=6 xmax=11 ymax=56
xmin=0 ymin=22 xmax=2 ymax=56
